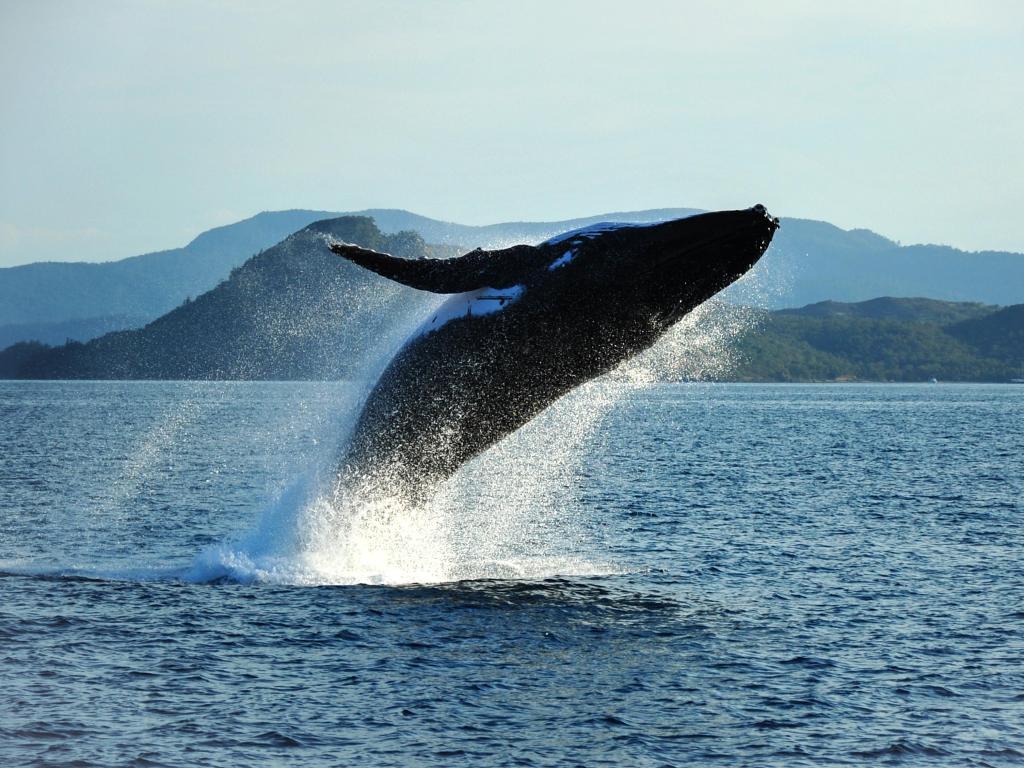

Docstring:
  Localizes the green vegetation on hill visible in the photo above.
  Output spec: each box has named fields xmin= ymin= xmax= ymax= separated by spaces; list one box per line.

xmin=946 ymin=305 xmax=1024 ymax=363
xmin=775 ymin=297 xmax=997 ymax=324
xmin=729 ymin=300 xmax=1024 ymax=382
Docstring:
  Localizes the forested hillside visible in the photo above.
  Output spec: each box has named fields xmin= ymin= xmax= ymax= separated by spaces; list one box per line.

xmin=4 ymin=218 xmax=432 ymax=380
xmin=730 ymin=300 xmax=1024 ymax=382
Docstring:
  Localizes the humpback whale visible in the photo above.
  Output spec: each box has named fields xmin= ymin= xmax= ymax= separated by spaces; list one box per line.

xmin=329 ymin=205 xmax=779 ymax=499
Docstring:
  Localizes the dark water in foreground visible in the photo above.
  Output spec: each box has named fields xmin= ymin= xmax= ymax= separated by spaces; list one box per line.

xmin=1 ymin=381 xmax=1022 ymax=767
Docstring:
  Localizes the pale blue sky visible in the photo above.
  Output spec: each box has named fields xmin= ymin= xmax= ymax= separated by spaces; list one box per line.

xmin=1 ymin=0 xmax=1022 ymax=267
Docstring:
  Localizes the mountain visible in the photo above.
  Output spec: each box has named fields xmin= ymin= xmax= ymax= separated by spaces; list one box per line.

xmin=946 ymin=304 xmax=1024 ymax=364
xmin=6 ymin=246 xmax=1023 ymax=385
xmin=3 ymin=206 xmax=1024 ymax=348
xmin=349 ymin=207 xmax=704 ymax=247
xmin=0 ymin=209 xmax=340 ymax=328
xmin=730 ymin=299 xmax=1024 ymax=382
xmin=0 ymin=207 xmax=698 ymax=345
xmin=0 ymin=342 xmax=50 ymax=379
xmin=9 ymin=217 xmax=433 ymax=380
xmin=775 ymin=297 xmax=997 ymax=325
xmin=725 ymin=218 xmax=1024 ymax=309
xmin=358 ymin=211 xmax=1024 ymax=309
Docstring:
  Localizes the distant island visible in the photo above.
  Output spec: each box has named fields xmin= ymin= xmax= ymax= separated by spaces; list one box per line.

xmin=0 ymin=216 xmax=1021 ymax=383
xmin=731 ymin=299 xmax=1023 ymax=382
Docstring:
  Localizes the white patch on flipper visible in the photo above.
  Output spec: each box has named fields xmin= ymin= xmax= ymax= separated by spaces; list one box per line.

xmin=415 ymin=284 xmax=526 ymax=338
xmin=547 ymin=249 xmax=576 ymax=271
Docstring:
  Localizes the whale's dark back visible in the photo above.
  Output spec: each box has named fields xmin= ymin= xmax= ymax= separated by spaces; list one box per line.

xmin=332 ymin=206 xmax=780 ymax=497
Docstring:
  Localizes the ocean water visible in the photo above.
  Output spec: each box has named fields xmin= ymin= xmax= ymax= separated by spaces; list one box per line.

xmin=1 ymin=380 xmax=1022 ymax=766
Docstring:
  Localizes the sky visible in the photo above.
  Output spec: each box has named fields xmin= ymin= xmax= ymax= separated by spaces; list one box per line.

xmin=1 ymin=0 xmax=1023 ymax=267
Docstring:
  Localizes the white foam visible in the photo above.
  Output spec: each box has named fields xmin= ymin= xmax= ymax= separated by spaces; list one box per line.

xmin=185 ymin=381 xmax=628 ymax=587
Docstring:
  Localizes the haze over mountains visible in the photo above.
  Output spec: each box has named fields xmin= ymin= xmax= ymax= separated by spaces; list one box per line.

xmin=0 ymin=210 xmax=339 ymax=332
xmin=2 ymin=207 xmax=1023 ymax=349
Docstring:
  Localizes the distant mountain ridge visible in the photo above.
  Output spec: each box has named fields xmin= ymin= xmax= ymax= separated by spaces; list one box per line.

xmin=2 ymin=206 xmax=1023 ymax=348
xmin=353 ymin=210 xmax=1024 ymax=308
xmin=776 ymin=297 xmax=997 ymax=325
xmin=0 ymin=209 xmax=339 ymax=327
xmin=4 ymin=217 xmax=434 ymax=380
xmin=348 ymin=207 xmax=704 ymax=247
xmin=0 ymin=207 xmax=697 ymax=342
xmin=1 ymin=212 xmax=1021 ymax=383
xmin=760 ymin=220 xmax=1024 ymax=309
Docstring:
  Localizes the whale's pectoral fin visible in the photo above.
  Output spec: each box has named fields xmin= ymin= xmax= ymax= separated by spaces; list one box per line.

xmin=329 ymin=241 xmax=548 ymax=293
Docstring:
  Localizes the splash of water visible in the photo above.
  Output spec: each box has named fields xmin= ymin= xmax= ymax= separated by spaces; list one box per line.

xmin=188 ymin=244 xmax=781 ymax=587
xmin=188 ymin=318 xmax=768 ymax=587
xmin=186 ymin=378 xmax=626 ymax=586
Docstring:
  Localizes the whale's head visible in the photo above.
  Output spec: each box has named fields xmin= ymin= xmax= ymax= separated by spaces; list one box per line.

xmin=540 ymin=205 xmax=778 ymax=331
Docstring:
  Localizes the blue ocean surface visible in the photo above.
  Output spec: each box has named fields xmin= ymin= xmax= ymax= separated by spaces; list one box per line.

xmin=1 ymin=380 xmax=1022 ymax=766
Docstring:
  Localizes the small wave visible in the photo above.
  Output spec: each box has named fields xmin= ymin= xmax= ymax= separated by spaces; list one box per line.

xmin=851 ymin=740 xmax=952 ymax=758
xmin=0 ymin=560 xmax=184 ymax=584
